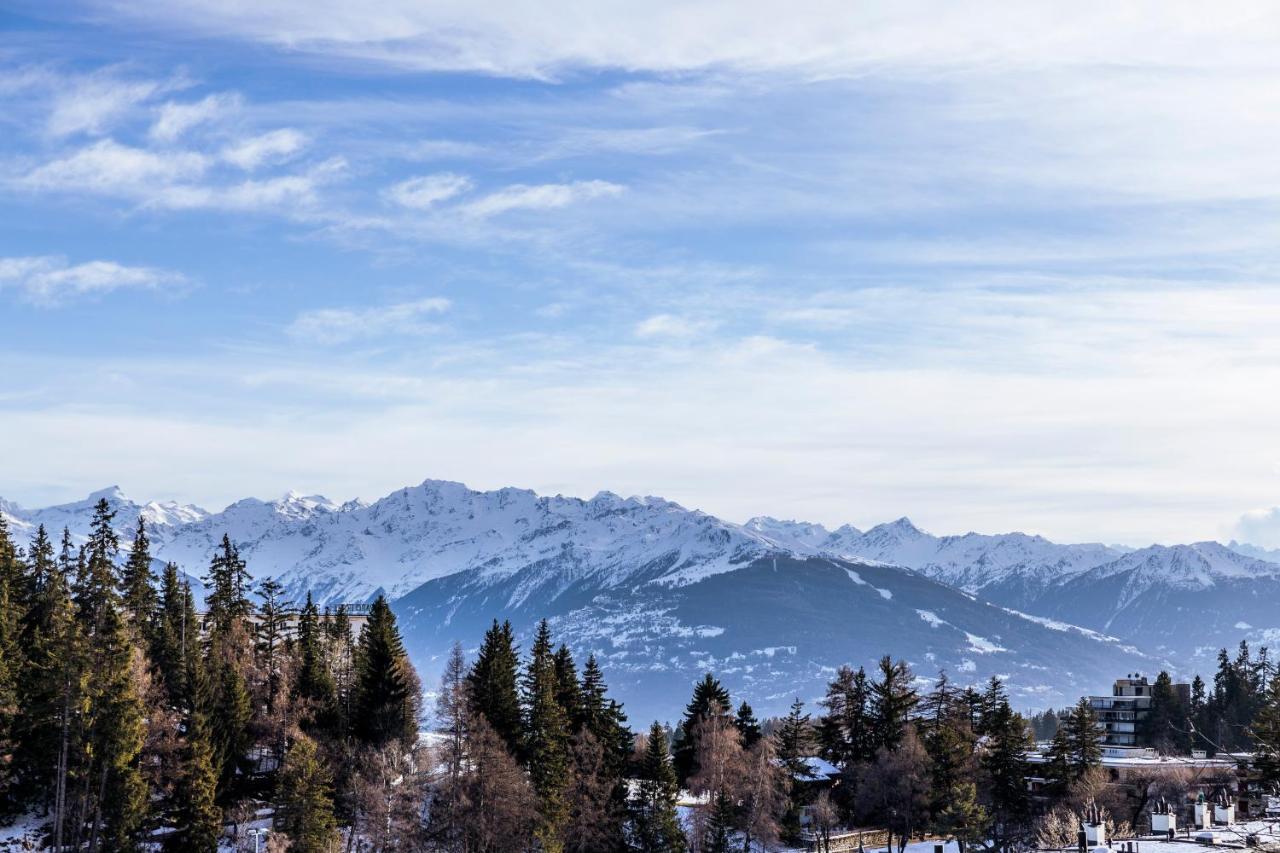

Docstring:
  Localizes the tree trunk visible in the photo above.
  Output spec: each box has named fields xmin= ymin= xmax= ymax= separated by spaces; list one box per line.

xmin=52 ymin=682 xmax=71 ymax=852
xmin=87 ymin=761 xmax=109 ymax=853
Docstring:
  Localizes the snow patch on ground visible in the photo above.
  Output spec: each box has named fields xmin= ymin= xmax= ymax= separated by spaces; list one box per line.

xmin=916 ymin=609 xmax=946 ymax=628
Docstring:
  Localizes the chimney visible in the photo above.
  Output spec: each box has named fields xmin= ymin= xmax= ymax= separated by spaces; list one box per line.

xmin=1084 ymin=803 xmax=1107 ymax=847
xmin=1152 ymin=798 xmax=1177 ymax=835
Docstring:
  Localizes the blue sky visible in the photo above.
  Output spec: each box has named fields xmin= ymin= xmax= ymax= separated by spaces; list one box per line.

xmin=5 ymin=1 xmax=1280 ymax=546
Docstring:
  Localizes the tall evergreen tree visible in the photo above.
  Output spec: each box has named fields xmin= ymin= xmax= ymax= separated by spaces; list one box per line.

xmin=631 ymin=722 xmax=686 ymax=853
xmin=153 ymin=564 xmax=191 ymax=706
xmin=776 ymin=698 xmax=814 ymax=843
xmin=818 ymin=664 xmax=874 ymax=770
xmin=0 ymin=515 xmax=27 ymax=809
xmin=277 ymin=734 xmax=339 ymax=853
xmin=554 ymin=644 xmax=585 ymax=726
xmin=202 ymin=534 xmax=251 ymax=634
xmin=980 ymin=693 xmax=1032 ymax=853
xmin=735 ymin=701 xmax=763 ymax=749
xmin=169 ymin=698 xmax=222 ymax=853
xmin=12 ymin=527 xmax=80 ymax=803
xmin=674 ymin=673 xmax=731 ymax=785
xmin=120 ymin=516 xmax=158 ymax=635
xmin=466 ymin=619 xmax=523 ymax=758
xmin=1252 ymin=671 xmax=1280 ymax=792
xmin=353 ymin=595 xmax=419 ymax=748
xmin=702 ymin=790 xmax=735 ymax=853
xmin=86 ymin=604 xmax=150 ymax=851
xmin=255 ymin=577 xmax=289 ymax=714
xmin=523 ymin=619 xmax=572 ymax=851
xmin=1046 ymin=697 xmax=1101 ymax=789
xmin=870 ymin=655 xmax=918 ymax=753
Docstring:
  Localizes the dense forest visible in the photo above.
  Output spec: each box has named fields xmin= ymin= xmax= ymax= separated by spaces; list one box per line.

xmin=6 ymin=501 xmax=1280 ymax=851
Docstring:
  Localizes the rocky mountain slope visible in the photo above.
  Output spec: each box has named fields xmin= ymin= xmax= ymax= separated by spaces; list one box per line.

xmin=4 ymin=481 xmax=1274 ymax=717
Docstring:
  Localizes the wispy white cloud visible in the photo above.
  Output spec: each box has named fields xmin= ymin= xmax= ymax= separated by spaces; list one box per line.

xmin=287 ymin=297 xmax=451 ymax=344
xmin=77 ymin=1 xmax=1280 ymax=79
xmin=634 ymin=313 xmax=712 ymax=339
xmin=221 ymin=128 xmax=308 ymax=170
xmin=18 ymin=138 xmax=344 ymax=215
xmin=22 ymin=138 xmax=210 ymax=193
xmin=0 ymin=255 xmax=187 ymax=305
xmin=383 ymin=172 xmax=472 ymax=209
xmin=462 ymin=179 xmax=624 ymax=217
xmin=47 ymin=71 xmax=183 ymax=137
xmin=150 ymin=92 xmax=241 ymax=141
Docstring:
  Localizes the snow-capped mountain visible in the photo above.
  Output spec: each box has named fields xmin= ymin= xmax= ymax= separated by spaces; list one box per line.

xmin=6 ymin=480 xmax=1279 ymax=717
xmin=1 ymin=481 xmax=778 ymax=603
xmin=750 ymin=517 xmax=1280 ymax=668
xmin=744 ymin=515 xmax=1125 ymax=607
xmin=1 ymin=480 xmax=1161 ymax=719
xmin=1037 ymin=542 xmax=1280 ymax=663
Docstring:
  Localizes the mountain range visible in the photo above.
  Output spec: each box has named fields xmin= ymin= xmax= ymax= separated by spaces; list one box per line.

xmin=3 ymin=480 xmax=1276 ymax=721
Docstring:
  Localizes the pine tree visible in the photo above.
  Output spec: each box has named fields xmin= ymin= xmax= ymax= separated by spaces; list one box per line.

xmin=523 ymin=619 xmax=572 ymax=851
xmin=202 ymin=534 xmax=252 ymax=635
xmin=870 ymin=655 xmax=918 ymax=753
xmin=209 ymin=651 xmax=252 ymax=798
xmin=631 ymin=722 xmax=686 ymax=853
xmin=776 ymin=698 xmax=814 ymax=843
xmin=1046 ymin=698 xmax=1101 ymax=789
xmin=0 ymin=515 xmax=25 ymax=810
xmin=702 ymin=790 xmax=734 ymax=853
xmin=735 ymin=701 xmax=763 ymax=749
xmin=277 ymin=734 xmax=339 ymax=853
xmin=169 ymin=700 xmax=222 ymax=852
xmin=818 ymin=664 xmax=874 ymax=772
xmin=153 ymin=564 xmax=191 ymax=706
xmin=12 ymin=527 xmax=80 ymax=802
xmin=467 ymin=619 xmax=523 ymax=758
xmin=674 ymin=673 xmax=731 ymax=785
xmin=353 ymin=595 xmax=418 ymax=748
xmin=255 ymin=577 xmax=289 ymax=714
xmin=75 ymin=498 xmax=120 ymax=633
xmin=120 ymin=516 xmax=158 ymax=636
xmin=1252 ymin=672 xmax=1280 ymax=791
xmin=554 ymin=644 xmax=585 ymax=727
xmin=979 ymin=691 xmax=1032 ymax=852
xmin=295 ymin=592 xmax=337 ymax=732
xmin=934 ymin=781 xmax=990 ymax=853
xmin=88 ymin=604 xmax=150 ymax=851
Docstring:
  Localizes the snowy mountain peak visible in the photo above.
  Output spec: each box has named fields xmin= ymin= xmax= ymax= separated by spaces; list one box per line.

xmin=87 ymin=485 xmax=129 ymax=502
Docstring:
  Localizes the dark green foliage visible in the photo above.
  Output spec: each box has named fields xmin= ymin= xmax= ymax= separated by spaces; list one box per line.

xmin=818 ymin=664 xmax=874 ymax=771
xmin=870 ymin=655 xmax=918 ymax=753
xmin=255 ymin=577 xmax=289 ymax=714
xmin=277 ymin=734 xmax=339 ymax=852
xmin=631 ymin=722 xmax=686 ymax=853
xmin=523 ymin=619 xmax=571 ymax=849
xmin=120 ymin=516 xmax=157 ymax=636
xmin=153 ymin=565 xmax=195 ymax=707
xmin=674 ymin=673 xmax=731 ymax=785
xmin=554 ymin=644 xmax=585 ymax=726
xmin=734 ymin=701 xmax=762 ymax=749
xmin=11 ymin=527 xmax=78 ymax=800
xmin=210 ymin=650 xmax=252 ymax=798
xmin=467 ymin=618 xmax=523 ymax=758
xmin=169 ymin=703 xmax=222 ymax=852
xmin=702 ymin=790 xmax=734 ymax=853
xmin=202 ymin=534 xmax=252 ymax=635
xmin=0 ymin=517 xmax=27 ymax=809
xmin=1252 ymin=671 xmax=1280 ymax=791
xmin=1046 ymin=697 xmax=1101 ymax=789
xmin=353 ymin=595 xmax=418 ymax=748
xmin=777 ymin=698 xmax=814 ymax=843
